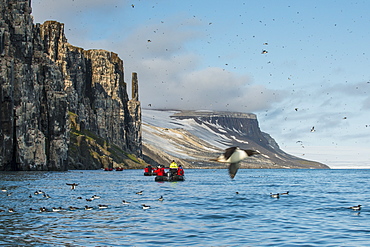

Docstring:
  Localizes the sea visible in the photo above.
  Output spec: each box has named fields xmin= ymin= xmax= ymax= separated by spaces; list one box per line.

xmin=0 ymin=168 xmax=369 ymax=246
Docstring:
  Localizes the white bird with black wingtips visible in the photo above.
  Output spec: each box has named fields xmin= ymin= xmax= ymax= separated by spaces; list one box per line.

xmin=210 ymin=147 xmax=259 ymax=179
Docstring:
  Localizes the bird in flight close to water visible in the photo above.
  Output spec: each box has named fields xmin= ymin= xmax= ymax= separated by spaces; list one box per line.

xmin=66 ymin=183 xmax=79 ymax=190
xmin=210 ymin=147 xmax=259 ymax=179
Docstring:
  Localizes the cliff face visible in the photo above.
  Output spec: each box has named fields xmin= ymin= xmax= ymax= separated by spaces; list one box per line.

xmin=0 ymin=0 xmax=142 ymax=171
xmin=142 ymin=109 xmax=329 ymax=169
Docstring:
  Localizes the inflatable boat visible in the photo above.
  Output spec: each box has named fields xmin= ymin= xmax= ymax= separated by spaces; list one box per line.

xmin=155 ymin=174 xmax=185 ymax=182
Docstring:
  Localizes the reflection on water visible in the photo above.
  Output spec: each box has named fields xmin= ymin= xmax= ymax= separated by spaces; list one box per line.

xmin=0 ymin=169 xmax=370 ymax=246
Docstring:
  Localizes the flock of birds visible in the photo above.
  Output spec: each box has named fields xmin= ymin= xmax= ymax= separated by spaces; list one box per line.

xmin=0 ymin=146 xmax=363 ymax=214
xmin=1 ymin=185 xmax=362 ymax=214
xmin=0 ymin=183 xmax=166 ymax=213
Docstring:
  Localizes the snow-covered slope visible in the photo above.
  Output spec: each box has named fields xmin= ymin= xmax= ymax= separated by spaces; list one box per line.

xmin=142 ymin=109 xmax=329 ymax=169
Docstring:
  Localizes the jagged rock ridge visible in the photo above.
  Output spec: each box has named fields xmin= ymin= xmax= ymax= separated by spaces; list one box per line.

xmin=142 ymin=109 xmax=329 ymax=169
xmin=0 ymin=0 xmax=142 ymax=170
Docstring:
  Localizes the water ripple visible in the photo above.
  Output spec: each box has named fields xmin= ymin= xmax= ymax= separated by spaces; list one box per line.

xmin=1 ymin=169 xmax=370 ymax=246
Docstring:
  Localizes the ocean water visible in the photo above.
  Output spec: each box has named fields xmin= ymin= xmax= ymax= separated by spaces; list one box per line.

xmin=0 ymin=169 xmax=369 ymax=246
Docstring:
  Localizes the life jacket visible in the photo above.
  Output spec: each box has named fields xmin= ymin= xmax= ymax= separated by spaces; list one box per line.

xmin=155 ymin=168 xmax=164 ymax=176
xmin=144 ymin=167 xmax=149 ymax=173
xmin=177 ymin=168 xmax=184 ymax=175
xmin=170 ymin=162 xmax=178 ymax=169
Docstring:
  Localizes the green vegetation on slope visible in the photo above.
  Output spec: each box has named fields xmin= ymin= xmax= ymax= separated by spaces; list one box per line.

xmin=67 ymin=111 xmax=146 ymax=169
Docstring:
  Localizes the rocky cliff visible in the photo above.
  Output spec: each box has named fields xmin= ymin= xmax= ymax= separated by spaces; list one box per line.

xmin=0 ymin=0 xmax=142 ymax=171
xmin=142 ymin=109 xmax=329 ymax=169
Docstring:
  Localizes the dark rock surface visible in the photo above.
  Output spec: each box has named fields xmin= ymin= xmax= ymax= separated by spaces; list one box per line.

xmin=0 ymin=0 xmax=142 ymax=171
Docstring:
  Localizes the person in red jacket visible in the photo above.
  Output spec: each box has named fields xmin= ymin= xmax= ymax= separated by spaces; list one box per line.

xmin=153 ymin=166 xmax=160 ymax=176
xmin=154 ymin=165 xmax=165 ymax=176
xmin=160 ymin=166 xmax=166 ymax=176
xmin=177 ymin=165 xmax=184 ymax=175
xmin=144 ymin=165 xmax=153 ymax=175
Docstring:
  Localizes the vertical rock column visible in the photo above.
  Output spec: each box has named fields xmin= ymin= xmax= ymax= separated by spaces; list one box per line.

xmin=127 ymin=72 xmax=142 ymax=156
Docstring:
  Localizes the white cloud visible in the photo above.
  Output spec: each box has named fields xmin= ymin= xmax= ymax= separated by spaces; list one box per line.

xmin=32 ymin=0 xmax=128 ymax=20
xmin=113 ymin=18 xmax=285 ymax=112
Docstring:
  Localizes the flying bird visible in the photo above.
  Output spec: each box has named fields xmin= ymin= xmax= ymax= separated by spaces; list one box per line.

xmin=310 ymin=126 xmax=315 ymax=132
xmin=66 ymin=183 xmax=79 ymax=190
xmin=210 ymin=147 xmax=259 ymax=179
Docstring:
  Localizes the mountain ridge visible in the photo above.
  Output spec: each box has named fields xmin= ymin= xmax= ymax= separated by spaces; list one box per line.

xmin=142 ymin=109 xmax=329 ymax=169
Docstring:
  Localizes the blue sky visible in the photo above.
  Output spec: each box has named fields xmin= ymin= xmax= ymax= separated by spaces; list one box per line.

xmin=31 ymin=0 xmax=370 ymax=168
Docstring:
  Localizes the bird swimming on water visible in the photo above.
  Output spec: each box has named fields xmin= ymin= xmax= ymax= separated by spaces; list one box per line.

xmin=210 ymin=147 xmax=259 ymax=179
xmin=270 ymin=193 xmax=280 ymax=198
xmin=52 ymin=207 xmax=64 ymax=212
xmin=348 ymin=205 xmax=361 ymax=211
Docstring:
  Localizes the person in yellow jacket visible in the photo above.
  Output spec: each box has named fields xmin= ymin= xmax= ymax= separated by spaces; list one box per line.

xmin=169 ymin=160 xmax=178 ymax=176
xmin=170 ymin=160 xmax=178 ymax=169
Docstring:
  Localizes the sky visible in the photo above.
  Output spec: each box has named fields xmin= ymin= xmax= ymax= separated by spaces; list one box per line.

xmin=31 ymin=0 xmax=370 ymax=168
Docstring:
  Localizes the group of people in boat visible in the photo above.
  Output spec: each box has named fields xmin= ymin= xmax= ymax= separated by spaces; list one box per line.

xmin=144 ymin=160 xmax=184 ymax=177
